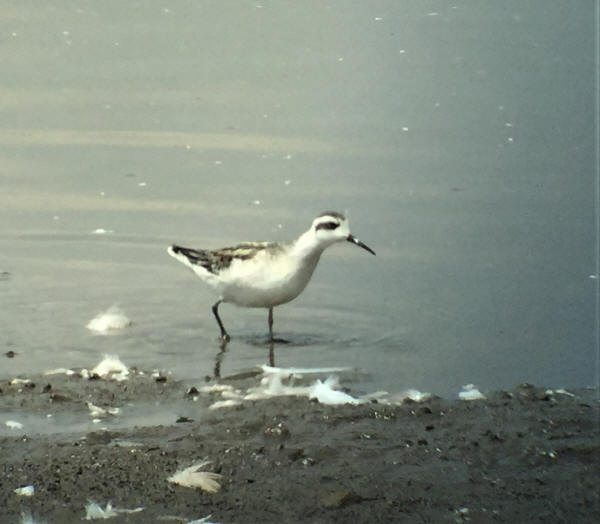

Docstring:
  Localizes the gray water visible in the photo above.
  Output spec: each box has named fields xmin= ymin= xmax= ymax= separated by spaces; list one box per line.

xmin=1 ymin=1 xmax=597 ymax=398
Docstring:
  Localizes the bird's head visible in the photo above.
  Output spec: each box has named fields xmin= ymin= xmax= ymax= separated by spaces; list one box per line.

xmin=311 ymin=211 xmax=375 ymax=255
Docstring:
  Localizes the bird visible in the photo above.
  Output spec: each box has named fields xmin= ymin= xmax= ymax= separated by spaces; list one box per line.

xmin=167 ymin=211 xmax=375 ymax=341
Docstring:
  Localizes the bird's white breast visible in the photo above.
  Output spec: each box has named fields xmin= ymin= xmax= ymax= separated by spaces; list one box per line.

xmin=217 ymin=249 xmax=321 ymax=307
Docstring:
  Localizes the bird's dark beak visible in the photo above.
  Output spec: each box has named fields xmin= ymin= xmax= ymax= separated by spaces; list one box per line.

xmin=347 ymin=234 xmax=376 ymax=255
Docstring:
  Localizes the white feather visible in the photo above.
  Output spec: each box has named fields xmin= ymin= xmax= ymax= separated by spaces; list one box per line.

xmin=168 ymin=460 xmax=222 ymax=493
xmin=309 ymin=376 xmax=363 ymax=405
xmin=86 ymin=306 xmax=131 ymax=334
xmin=84 ymin=355 xmax=130 ymax=381
xmin=459 ymin=384 xmax=486 ymax=400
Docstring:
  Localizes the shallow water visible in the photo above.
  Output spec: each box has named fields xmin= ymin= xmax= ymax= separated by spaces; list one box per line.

xmin=1 ymin=401 xmax=183 ymax=437
xmin=1 ymin=1 xmax=596 ymax=398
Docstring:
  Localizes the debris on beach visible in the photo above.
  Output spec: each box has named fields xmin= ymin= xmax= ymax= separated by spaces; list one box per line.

xmin=84 ymin=501 xmax=144 ymax=520
xmin=86 ymin=401 xmax=120 ymax=418
xmin=9 ymin=378 xmax=32 ymax=386
xmin=309 ymin=376 xmax=363 ymax=405
xmin=186 ymin=516 xmax=220 ymax=524
xmin=159 ymin=516 xmax=219 ymax=524
xmin=81 ymin=355 xmax=130 ymax=381
xmin=198 ymin=366 xmax=382 ymax=409
xmin=545 ymin=388 xmax=575 ymax=398
xmin=43 ymin=368 xmax=75 ymax=376
xmin=209 ymin=369 xmax=359 ymax=406
xmin=356 ymin=388 xmax=434 ymax=405
xmin=167 ymin=460 xmax=223 ymax=493
xmin=199 ymin=383 xmax=238 ymax=394
xmin=199 ymin=383 xmax=242 ymax=399
xmin=261 ymin=364 xmax=352 ymax=376
xmin=86 ymin=306 xmax=131 ymax=334
xmin=208 ymin=399 xmax=242 ymax=410
xmin=152 ymin=369 xmax=169 ymax=383
xmin=84 ymin=501 xmax=116 ymax=519
xmin=13 ymin=485 xmax=35 ymax=497
xmin=244 ymin=368 xmax=309 ymax=401
xmin=458 ymin=384 xmax=486 ymax=400
xmin=395 ymin=389 xmax=433 ymax=403
xmin=200 ymin=383 xmax=244 ymax=409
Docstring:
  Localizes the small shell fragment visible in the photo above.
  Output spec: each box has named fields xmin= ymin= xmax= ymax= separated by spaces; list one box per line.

xmin=14 ymin=485 xmax=34 ymax=497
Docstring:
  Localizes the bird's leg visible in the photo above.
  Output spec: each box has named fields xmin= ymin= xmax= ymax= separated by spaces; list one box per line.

xmin=268 ymin=307 xmax=274 ymax=342
xmin=212 ymin=300 xmax=230 ymax=341
xmin=267 ymin=307 xmax=275 ymax=366
xmin=267 ymin=306 xmax=290 ymax=344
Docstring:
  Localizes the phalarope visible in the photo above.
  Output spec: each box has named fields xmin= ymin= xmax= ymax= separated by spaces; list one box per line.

xmin=168 ymin=211 xmax=375 ymax=341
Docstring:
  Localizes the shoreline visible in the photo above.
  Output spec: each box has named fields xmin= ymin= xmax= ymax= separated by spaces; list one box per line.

xmin=1 ymin=368 xmax=598 ymax=523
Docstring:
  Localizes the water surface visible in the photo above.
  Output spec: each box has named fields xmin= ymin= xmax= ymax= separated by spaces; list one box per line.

xmin=1 ymin=1 xmax=596 ymax=397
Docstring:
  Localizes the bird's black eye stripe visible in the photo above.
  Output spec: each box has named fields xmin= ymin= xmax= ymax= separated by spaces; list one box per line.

xmin=316 ymin=221 xmax=339 ymax=231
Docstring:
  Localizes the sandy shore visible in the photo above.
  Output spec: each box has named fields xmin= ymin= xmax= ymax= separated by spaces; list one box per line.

xmin=1 ymin=366 xmax=598 ymax=523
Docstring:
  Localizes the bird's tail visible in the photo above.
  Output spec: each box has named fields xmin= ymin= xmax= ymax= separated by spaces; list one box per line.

xmin=167 ymin=245 xmax=212 ymax=273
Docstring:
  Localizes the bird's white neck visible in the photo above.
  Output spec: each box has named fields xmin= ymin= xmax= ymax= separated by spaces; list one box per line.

xmin=290 ymin=229 xmax=328 ymax=262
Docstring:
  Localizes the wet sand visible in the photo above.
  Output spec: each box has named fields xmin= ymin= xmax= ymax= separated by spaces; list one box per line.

xmin=1 ymin=368 xmax=598 ymax=523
